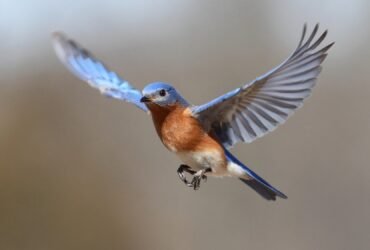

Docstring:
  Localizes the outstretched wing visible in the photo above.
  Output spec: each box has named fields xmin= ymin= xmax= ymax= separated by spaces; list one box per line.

xmin=52 ymin=32 xmax=148 ymax=112
xmin=192 ymin=24 xmax=334 ymax=148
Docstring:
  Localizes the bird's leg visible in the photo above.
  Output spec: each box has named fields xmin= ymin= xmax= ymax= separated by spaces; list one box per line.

xmin=177 ymin=164 xmax=196 ymax=185
xmin=190 ymin=168 xmax=212 ymax=190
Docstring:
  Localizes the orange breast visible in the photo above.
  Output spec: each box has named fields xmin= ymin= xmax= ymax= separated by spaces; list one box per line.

xmin=147 ymin=103 xmax=225 ymax=156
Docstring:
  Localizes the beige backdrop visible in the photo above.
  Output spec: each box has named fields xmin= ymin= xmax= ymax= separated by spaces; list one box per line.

xmin=1 ymin=1 xmax=369 ymax=249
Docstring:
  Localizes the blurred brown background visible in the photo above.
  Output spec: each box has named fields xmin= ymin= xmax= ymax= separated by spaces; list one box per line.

xmin=1 ymin=0 xmax=369 ymax=249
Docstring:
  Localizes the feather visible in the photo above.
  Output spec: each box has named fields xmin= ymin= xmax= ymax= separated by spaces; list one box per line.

xmin=52 ymin=32 xmax=148 ymax=112
xmin=191 ymin=24 xmax=334 ymax=148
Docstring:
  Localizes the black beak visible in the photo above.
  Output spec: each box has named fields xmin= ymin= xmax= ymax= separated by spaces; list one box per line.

xmin=140 ymin=96 xmax=151 ymax=103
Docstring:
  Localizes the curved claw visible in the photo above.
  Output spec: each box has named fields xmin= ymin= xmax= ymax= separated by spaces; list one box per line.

xmin=191 ymin=176 xmax=201 ymax=190
xmin=177 ymin=165 xmax=212 ymax=190
xmin=177 ymin=164 xmax=196 ymax=186
xmin=189 ymin=168 xmax=211 ymax=190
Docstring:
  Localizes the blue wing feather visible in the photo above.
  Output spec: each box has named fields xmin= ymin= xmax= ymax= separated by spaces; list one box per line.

xmin=52 ymin=32 xmax=148 ymax=112
xmin=191 ymin=88 xmax=240 ymax=114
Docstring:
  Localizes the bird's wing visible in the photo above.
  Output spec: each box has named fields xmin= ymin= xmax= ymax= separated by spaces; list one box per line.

xmin=191 ymin=24 xmax=334 ymax=148
xmin=52 ymin=32 xmax=148 ymax=112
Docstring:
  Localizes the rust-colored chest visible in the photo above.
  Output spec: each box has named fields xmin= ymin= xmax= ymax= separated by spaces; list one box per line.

xmin=147 ymin=103 xmax=207 ymax=152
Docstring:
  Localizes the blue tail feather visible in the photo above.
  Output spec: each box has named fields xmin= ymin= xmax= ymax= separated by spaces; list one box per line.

xmin=225 ymin=150 xmax=287 ymax=201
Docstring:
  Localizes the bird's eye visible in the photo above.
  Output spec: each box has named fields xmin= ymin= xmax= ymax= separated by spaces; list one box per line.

xmin=159 ymin=89 xmax=166 ymax=97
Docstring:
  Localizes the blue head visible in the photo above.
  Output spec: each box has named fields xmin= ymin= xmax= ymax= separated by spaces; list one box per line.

xmin=140 ymin=82 xmax=188 ymax=107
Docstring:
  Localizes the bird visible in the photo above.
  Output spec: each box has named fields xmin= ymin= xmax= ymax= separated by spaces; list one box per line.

xmin=52 ymin=24 xmax=333 ymax=201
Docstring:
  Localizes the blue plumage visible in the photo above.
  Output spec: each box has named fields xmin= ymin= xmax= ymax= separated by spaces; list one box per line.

xmin=224 ymin=149 xmax=287 ymax=200
xmin=52 ymin=32 xmax=148 ymax=112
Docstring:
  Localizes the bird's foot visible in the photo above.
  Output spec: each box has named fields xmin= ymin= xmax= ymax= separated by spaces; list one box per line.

xmin=177 ymin=164 xmax=196 ymax=185
xmin=189 ymin=168 xmax=211 ymax=190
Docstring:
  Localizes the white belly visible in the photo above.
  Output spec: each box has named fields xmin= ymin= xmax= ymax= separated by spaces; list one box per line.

xmin=176 ymin=149 xmax=227 ymax=176
xmin=176 ymin=150 xmax=248 ymax=178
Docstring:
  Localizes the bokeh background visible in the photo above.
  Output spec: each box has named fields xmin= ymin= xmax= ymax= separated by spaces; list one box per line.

xmin=1 ymin=0 xmax=369 ymax=249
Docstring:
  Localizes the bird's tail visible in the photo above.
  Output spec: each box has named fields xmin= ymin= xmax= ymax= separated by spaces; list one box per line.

xmin=224 ymin=150 xmax=287 ymax=201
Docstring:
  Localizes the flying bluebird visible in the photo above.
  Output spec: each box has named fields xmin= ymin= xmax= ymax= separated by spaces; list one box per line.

xmin=52 ymin=24 xmax=333 ymax=201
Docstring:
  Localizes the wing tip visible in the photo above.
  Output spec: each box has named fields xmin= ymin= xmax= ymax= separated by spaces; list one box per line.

xmin=327 ymin=41 xmax=336 ymax=49
xmin=51 ymin=31 xmax=68 ymax=46
xmin=51 ymin=31 xmax=68 ymax=62
xmin=51 ymin=31 xmax=63 ymax=39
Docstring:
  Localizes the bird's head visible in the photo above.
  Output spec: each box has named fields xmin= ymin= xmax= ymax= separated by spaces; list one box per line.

xmin=140 ymin=82 xmax=188 ymax=107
